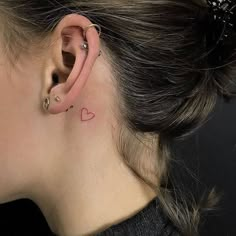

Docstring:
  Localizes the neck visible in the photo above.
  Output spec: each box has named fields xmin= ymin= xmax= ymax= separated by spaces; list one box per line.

xmin=27 ymin=129 xmax=157 ymax=236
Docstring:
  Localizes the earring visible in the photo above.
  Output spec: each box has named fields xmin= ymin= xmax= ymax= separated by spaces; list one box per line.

xmin=83 ymin=24 xmax=102 ymax=39
xmin=81 ymin=42 xmax=102 ymax=57
xmin=82 ymin=24 xmax=102 ymax=57
xmin=54 ymin=95 xmax=61 ymax=103
xmin=81 ymin=42 xmax=89 ymax=50
xmin=43 ymin=97 xmax=50 ymax=111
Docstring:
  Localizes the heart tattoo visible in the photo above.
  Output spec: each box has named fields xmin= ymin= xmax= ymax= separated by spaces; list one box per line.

xmin=81 ymin=108 xmax=95 ymax=121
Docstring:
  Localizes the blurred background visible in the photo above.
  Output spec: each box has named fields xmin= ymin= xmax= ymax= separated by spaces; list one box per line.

xmin=0 ymin=96 xmax=235 ymax=236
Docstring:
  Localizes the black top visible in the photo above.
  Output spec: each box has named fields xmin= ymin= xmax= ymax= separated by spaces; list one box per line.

xmin=96 ymin=196 xmax=181 ymax=236
xmin=52 ymin=196 xmax=181 ymax=236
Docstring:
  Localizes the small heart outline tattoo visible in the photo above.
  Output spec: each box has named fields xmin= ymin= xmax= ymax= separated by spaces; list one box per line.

xmin=81 ymin=108 xmax=95 ymax=121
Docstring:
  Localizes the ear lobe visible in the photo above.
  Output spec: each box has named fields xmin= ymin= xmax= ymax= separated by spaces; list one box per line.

xmin=43 ymin=14 xmax=101 ymax=114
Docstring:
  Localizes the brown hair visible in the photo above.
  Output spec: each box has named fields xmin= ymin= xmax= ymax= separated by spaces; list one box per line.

xmin=0 ymin=0 xmax=235 ymax=235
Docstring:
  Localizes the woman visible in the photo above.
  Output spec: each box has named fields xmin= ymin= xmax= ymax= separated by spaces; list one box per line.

xmin=0 ymin=0 xmax=234 ymax=235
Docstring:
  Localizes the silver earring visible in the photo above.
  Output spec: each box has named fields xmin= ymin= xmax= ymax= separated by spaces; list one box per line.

xmin=81 ymin=42 xmax=88 ymax=50
xmin=83 ymin=24 xmax=102 ymax=39
xmin=43 ymin=97 xmax=50 ymax=111
xmin=81 ymin=42 xmax=102 ymax=57
xmin=82 ymin=23 xmax=102 ymax=57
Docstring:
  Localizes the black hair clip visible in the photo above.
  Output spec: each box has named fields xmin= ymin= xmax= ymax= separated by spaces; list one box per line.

xmin=206 ymin=0 xmax=236 ymax=65
xmin=207 ymin=0 xmax=236 ymax=42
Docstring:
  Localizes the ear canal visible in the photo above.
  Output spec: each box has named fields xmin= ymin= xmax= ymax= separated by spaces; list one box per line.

xmin=52 ymin=73 xmax=59 ymax=85
xmin=62 ymin=51 xmax=76 ymax=69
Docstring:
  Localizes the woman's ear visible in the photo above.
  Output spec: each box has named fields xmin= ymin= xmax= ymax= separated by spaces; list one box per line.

xmin=42 ymin=14 xmax=101 ymax=114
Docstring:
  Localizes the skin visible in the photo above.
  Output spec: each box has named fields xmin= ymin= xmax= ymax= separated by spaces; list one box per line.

xmin=0 ymin=14 xmax=157 ymax=236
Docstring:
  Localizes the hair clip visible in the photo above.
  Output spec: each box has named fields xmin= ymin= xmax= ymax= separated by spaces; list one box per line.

xmin=207 ymin=0 xmax=236 ymax=42
xmin=205 ymin=0 xmax=236 ymax=65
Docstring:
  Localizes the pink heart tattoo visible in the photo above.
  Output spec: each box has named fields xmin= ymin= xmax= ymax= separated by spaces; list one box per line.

xmin=81 ymin=108 xmax=95 ymax=121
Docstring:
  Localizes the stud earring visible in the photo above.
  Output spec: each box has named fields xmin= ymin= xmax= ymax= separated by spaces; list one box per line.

xmin=81 ymin=42 xmax=88 ymax=50
xmin=81 ymin=42 xmax=102 ymax=57
xmin=43 ymin=97 xmax=50 ymax=111
xmin=54 ymin=95 xmax=61 ymax=103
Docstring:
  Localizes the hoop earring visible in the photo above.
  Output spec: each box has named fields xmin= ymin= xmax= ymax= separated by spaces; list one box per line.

xmin=82 ymin=24 xmax=102 ymax=56
xmin=83 ymin=24 xmax=102 ymax=39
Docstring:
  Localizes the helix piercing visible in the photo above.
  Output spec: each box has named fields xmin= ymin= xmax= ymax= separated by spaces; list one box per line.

xmin=83 ymin=24 xmax=102 ymax=39
xmin=81 ymin=24 xmax=102 ymax=56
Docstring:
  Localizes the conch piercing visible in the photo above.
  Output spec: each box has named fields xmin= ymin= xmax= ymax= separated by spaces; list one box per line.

xmin=43 ymin=97 xmax=50 ymax=111
xmin=81 ymin=42 xmax=88 ymax=50
xmin=81 ymin=42 xmax=102 ymax=56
